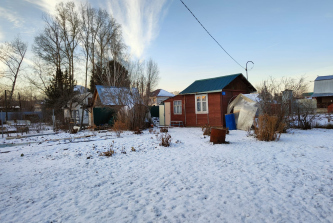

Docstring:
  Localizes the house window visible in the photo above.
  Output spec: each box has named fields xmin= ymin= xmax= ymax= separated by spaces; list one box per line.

xmin=72 ymin=110 xmax=80 ymax=124
xmin=173 ymin=100 xmax=182 ymax=114
xmin=195 ymin=94 xmax=208 ymax=114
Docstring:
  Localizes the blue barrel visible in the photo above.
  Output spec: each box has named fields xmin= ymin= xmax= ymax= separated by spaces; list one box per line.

xmin=225 ymin=113 xmax=236 ymax=130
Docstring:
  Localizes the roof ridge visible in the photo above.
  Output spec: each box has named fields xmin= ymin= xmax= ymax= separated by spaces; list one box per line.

xmin=195 ymin=73 xmax=242 ymax=82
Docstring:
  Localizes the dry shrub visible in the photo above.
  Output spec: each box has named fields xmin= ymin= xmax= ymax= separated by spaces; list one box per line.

xmin=202 ymin=124 xmax=211 ymax=136
xmin=133 ymin=128 xmax=143 ymax=134
xmin=254 ymin=114 xmax=285 ymax=141
xmin=160 ymin=127 xmax=168 ymax=133
xmin=160 ymin=133 xmax=171 ymax=147
xmin=70 ymin=128 xmax=78 ymax=134
xmin=101 ymin=149 xmax=115 ymax=157
xmin=113 ymin=120 xmax=127 ymax=137
xmin=149 ymin=128 xmax=156 ymax=134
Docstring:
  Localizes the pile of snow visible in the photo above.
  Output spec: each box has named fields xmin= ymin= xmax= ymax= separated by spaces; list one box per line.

xmin=152 ymin=117 xmax=159 ymax=126
xmin=0 ymin=128 xmax=332 ymax=222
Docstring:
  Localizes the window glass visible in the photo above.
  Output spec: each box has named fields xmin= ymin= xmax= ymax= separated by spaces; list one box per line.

xmin=195 ymin=94 xmax=208 ymax=113
xmin=202 ymin=102 xmax=207 ymax=111
xmin=197 ymin=102 xmax=201 ymax=111
xmin=174 ymin=100 xmax=182 ymax=114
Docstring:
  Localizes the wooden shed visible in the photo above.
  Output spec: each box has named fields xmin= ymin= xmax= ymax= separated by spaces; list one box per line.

xmin=90 ymin=85 xmax=139 ymax=126
xmin=311 ymin=75 xmax=333 ymax=109
xmin=163 ymin=73 xmax=256 ymax=127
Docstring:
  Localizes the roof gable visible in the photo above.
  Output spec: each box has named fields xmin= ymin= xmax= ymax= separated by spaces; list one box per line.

xmin=150 ymin=89 xmax=175 ymax=97
xmin=315 ymin=75 xmax=333 ymax=81
xmin=180 ymin=73 xmax=254 ymax=94
xmin=95 ymin=85 xmax=140 ymax=107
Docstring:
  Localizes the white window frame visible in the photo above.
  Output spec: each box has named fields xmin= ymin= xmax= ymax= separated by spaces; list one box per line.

xmin=195 ymin=94 xmax=208 ymax=114
xmin=173 ymin=100 xmax=182 ymax=115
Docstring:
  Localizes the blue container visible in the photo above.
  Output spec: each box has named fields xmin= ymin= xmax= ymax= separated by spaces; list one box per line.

xmin=225 ymin=113 xmax=236 ymax=130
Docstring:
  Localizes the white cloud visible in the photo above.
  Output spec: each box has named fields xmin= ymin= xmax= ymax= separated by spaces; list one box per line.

xmin=0 ymin=6 xmax=24 ymax=27
xmin=0 ymin=28 xmax=4 ymax=41
xmin=107 ymin=0 xmax=170 ymax=58
xmin=24 ymin=0 xmax=83 ymax=15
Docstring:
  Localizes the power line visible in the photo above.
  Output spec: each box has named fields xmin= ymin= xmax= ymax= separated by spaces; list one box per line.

xmin=179 ymin=0 xmax=245 ymax=69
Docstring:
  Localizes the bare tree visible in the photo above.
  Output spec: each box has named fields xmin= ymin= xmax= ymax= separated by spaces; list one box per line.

xmin=55 ymin=1 xmax=80 ymax=89
xmin=0 ymin=35 xmax=28 ymax=106
xmin=109 ymin=22 xmax=125 ymax=86
xmin=145 ymin=59 xmax=160 ymax=105
xmin=26 ymin=58 xmax=52 ymax=95
xmin=95 ymin=9 xmax=117 ymax=83
xmin=33 ymin=14 xmax=64 ymax=71
xmin=79 ymin=3 xmax=96 ymax=92
xmin=256 ymin=76 xmax=310 ymax=131
xmin=79 ymin=3 xmax=96 ymax=129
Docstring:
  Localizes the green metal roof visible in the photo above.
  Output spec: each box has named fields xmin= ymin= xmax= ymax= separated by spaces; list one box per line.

xmin=180 ymin=73 xmax=244 ymax=95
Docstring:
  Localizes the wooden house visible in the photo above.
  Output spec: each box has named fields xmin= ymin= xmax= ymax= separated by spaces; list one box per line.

xmin=149 ymin=89 xmax=175 ymax=106
xmin=163 ymin=73 xmax=256 ymax=127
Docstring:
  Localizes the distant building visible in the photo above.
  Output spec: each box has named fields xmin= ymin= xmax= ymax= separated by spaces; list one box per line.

xmin=311 ymin=75 xmax=333 ymax=108
xmin=149 ymin=89 xmax=175 ymax=106
xmin=302 ymin=92 xmax=313 ymax=99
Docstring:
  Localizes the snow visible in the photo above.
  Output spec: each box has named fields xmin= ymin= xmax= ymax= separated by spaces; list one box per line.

xmin=1 ymin=127 xmax=333 ymax=222
xmin=157 ymin=89 xmax=175 ymax=97
xmin=96 ymin=85 xmax=140 ymax=108
xmin=242 ymin=93 xmax=259 ymax=102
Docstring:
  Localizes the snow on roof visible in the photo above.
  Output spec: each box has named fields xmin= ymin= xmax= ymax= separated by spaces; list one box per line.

xmin=74 ymin=85 xmax=89 ymax=94
xmin=150 ymin=89 xmax=174 ymax=97
xmin=242 ymin=93 xmax=260 ymax=102
xmin=96 ymin=85 xmax=140 ymax=108
xmin=157 ymin=89 xmax=174 ymax=97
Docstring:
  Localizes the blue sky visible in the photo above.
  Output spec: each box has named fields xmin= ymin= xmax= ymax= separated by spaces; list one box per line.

xmin=1 ymin=0 xmax=332 ymax=93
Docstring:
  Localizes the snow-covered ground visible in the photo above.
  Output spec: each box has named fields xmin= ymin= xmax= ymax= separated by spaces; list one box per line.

xmin=0 ymin=127 xmax=333 ymax=222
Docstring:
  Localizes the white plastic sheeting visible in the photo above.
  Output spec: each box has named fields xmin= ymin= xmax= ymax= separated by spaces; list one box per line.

xmin=237 ymin=101 xmax=258 ymax=130
xmin=227 ymin=93 xmax=259 ymax=131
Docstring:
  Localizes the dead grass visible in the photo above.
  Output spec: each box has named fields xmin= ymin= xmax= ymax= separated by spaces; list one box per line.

xmin=160 ymin=127 xmax=168 ymax=133
xmin=159 ymin=133 xmax=171 ymax=147
xmin=133 ymin=128 xmax=143 ymax=134
xmin=254 ymin=114 xmax=285 ymax=141
xmin=113 ymin=120 xmax=127 ymax=137
xmin=202 ymin=124 xmax=211 ymax=136
xmin=101 ymin=149 xmax=115 ymax=157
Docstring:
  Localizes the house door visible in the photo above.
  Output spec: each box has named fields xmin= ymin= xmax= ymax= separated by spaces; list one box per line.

xmin=159 ymin=105 xmax=165 ymax=126
xmin=165 ymin=102 xmax=171 ymax=126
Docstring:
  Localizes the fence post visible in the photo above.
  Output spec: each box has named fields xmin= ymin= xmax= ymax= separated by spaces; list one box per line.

xmin=1 ymin=110 xmax=3 ymax=138
xmin=52 ymin=109 xmax=55 ymax=131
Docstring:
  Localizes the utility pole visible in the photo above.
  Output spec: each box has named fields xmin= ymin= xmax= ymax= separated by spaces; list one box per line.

xmin=18 ymin=92 xmax=22 ymax=112
xmin=245 ymin=61 xmax=254 ymax=80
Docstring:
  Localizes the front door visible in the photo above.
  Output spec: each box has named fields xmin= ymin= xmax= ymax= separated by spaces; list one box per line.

xmin=165 ymin=102 xmax=171 ymax=126
xmin=159 ymin=105 xmax=165 ymax=126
